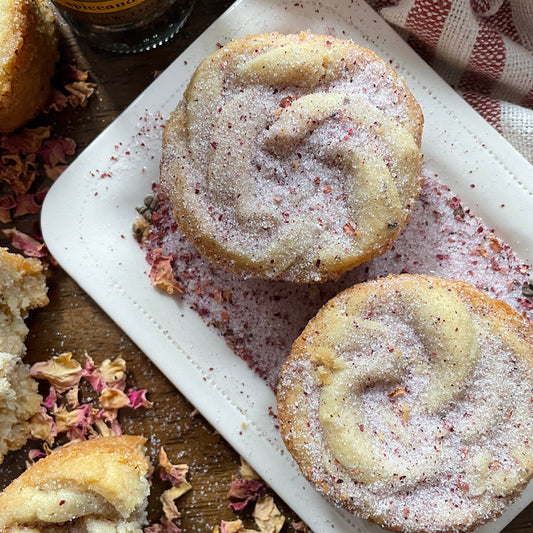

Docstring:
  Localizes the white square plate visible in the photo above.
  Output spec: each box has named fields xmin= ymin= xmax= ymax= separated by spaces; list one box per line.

xmin=41 ymin=1 xmax=533 ymax=531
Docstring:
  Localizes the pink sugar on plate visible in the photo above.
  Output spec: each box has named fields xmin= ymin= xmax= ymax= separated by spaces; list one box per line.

xmin=140 ymin=169 xmax=532 ymax=391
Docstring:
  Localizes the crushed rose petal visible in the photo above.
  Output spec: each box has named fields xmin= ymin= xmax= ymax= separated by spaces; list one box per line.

xmin=342 ymin=222 xmax=359 ymax=236
xmin=150 ymin=250 xmax=185 ymax=294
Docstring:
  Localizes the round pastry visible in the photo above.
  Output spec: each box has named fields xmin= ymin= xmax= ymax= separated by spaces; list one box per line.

xmin=0 ymin=435 xmax=152 ymax=531
xmin=0 ymin=0 xmax=58 ymax=132
xmin=277 ymin=274 xmax=533 ymax=532
xmin=160 ymin=32 xmax=424 ymax=283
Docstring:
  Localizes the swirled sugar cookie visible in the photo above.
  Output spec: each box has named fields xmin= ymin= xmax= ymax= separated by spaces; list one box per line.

xmin=160 ymin=32 xmax=423 ymax=282
xmin=277 ymin=274 xmax=533 ymax=532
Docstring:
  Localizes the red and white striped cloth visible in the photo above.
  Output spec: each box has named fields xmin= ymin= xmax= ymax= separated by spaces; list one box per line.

xmin=366 ymin=0 xmax=533 ymax=164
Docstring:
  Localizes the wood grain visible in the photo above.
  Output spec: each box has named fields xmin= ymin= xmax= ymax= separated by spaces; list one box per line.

xmin=0 ymin=1 xmax=532 ymax=531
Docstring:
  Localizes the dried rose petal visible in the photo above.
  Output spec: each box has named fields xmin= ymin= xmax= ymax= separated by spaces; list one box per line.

xmin=99 ymin=388 xmax=130 ymax=410
xmin=42 ymin=387 xmax=58 ymax=410
xmin=239 ymin=457 xmax=260 ymax=480
xmin=28 ymin=448 xmax=47 ymax=462
xmin=93 ymin=418 xmax=120 ymax=437
xmin=252 ymin=495 xmax=285 ymax=533
xmin=144 ymin=517 xmax=181 ymax=533
xmin=161 ymin=486 xmax=185 ymax=520
xmin=227 ymin=478 xmax=265 ymax=511
xmin=2 ymin=228 xmax=48 ymax=258
xmin=65 ymin=80 xmax=96 ymax=108
xmin=342 ymin=222 xmax=359 ymax=236
xmin=99 ymin=357 xmax=127 ymax=389
xmin=475 ymin=246 xmax=489 ymax=258
xmin=110 ymin=418 xmax=122 ymax=435
xmin=291 ymin=522 xmax=313 ymax=532
xmin=489 ymin=238 xmax=504 ymax=253
xmin=61 ymin=64 xmax=90 ymax=83
xmin=1 ymin=153 xmax=38 ymax=194
xmin=54 ymin=404 xmax=94 ymax=435
xmin=159 ymin=448 xmax=188 ymax=486
xmin=43 ymin=89 xmax=70 ymax=113
xmin=13 ymin=192 xmax=43 ymax=217
xmin=1 ymin=127 xmax=51 ymax=155
xmin=217 ymin=520 xmax=255 ymax=533
xmin=30 ymin=353 xmax=84 ymax=392
xmin=150 ymin=250 xmax=184 ymax=295
xmin=28 ymin=407 xmax=57 ymax=445
xmin=82 ymin=354 xmax=107 ymax=393
xmin=44 ymin=163 xmax=68 ymax=180
xmin=0 ymin=195 xmax=15 ymax=222
xmin=128 ymin=388 xmax=153 ymax=409
xmin=40 ymin=137 xmax=76 ymax=168
xmin=65 ymin=386 xmax=80 ymax=408
xmin=146 ymin=450 xmax=192 ymax=533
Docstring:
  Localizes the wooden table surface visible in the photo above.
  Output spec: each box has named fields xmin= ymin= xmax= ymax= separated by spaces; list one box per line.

xmin=1 ymin=1 xmax=533 ymax=531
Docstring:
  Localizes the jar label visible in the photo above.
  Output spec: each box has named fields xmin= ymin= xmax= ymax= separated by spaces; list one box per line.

xmin=53 ymin=0 xmax=148 ymax=13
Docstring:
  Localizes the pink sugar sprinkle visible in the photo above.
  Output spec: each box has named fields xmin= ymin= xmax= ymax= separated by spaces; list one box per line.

xmin=141 ymin=170 xmax=532 ymax=391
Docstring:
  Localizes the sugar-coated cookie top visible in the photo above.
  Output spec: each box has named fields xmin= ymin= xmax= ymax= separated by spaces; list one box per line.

xmin=160 ymin=32 xmax=423 ymax=282
xmin=277 ymin=274 xmax=533 ymax=532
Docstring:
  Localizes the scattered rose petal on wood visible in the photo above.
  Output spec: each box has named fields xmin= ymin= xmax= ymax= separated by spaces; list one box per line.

xmin=1 ymin=126 xmax=51 ymax=155
xmin=99 ymin=388 xmax=130 ymax=410
xmin=2 ymin=228 xmax=48 ymax=258
xmin=30 ymin=352 xmax=84 ymax=393
xmin=159 ymin=448 xmax=189 ymax=486
xmin=98 ymin=356 xmax=127 ymax=389
xmin=252 ymin=495 xmax=285 ymax=533
xmin=40 ymin=137 xmax=76 ymax=167
xmin=128 ymin=388 xmax=153 ymax=409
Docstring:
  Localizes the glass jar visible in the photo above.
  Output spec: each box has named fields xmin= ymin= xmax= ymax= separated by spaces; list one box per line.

xmin=51 ymin=0 xmax=195 ymax=53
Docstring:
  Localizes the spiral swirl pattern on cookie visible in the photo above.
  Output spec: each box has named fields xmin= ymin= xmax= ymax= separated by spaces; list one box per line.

xmin=277 ymin=274 xmax=533 ymax=532
xmin=160 ymin=32 xmax=424 ymax=282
